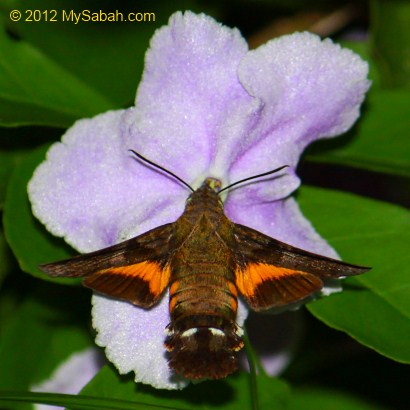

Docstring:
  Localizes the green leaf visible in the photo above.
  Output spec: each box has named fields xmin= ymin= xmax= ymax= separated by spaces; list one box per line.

xmin=299 ymin=186 xmax=410 ymax=320
xmin=0 ymin=27 xmax=114 ymax=127
xmin=1 ymin=0 xmax=205 ymax=127
xmin=308 ymin=290 xmax=410 ymax=364
xmin=0 ymin=390 xmax=182 ymax=410
xmin=306 ymin=89 xmax=410 ymax=177
xmin=289 ymin=387 xmax=386 ymax=410
xmin=81 ymin=366 xmax=289 ymax=410
xmin=6 ymin=0 xmax=160 ymax=107
xmin=298 ymin=186 xmax=410 ymax=363
xmin=0 ymin=129 xmax=24 ymax=209
xmin=0 ymin=287 xmax=91 ymax=392
xmin=0 ymin=126 xmax=60 ymax=208
xmin=0 ymin=148 xmax=18 ymax=209
xmin=0 ymin=229 xmax=12 ymax=288
xmin=371 ymin=0 xmax=410 ymax=88
xmin=3 ymin=144 xmax=77 ymax=283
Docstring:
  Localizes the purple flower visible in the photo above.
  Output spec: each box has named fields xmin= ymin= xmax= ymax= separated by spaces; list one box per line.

xmin=28 ymin=11 xmax=370 ymax=390
xmin=31 ymin=348 xmax=104 ymax=410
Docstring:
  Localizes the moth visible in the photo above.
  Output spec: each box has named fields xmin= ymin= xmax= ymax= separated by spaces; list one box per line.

xmin=40 ymin=150 xmax=369 ymax=380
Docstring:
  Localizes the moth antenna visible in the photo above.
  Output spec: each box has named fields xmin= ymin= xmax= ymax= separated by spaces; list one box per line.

xmin=218 ymin=165 xmax=289 ymax=194
xmin=129 ymin=149 xmax=194 ymax=192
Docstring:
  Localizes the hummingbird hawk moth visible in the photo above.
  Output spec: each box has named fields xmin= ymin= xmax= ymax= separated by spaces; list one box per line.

xmin=40 ymin=151 xmax=369 ymax=380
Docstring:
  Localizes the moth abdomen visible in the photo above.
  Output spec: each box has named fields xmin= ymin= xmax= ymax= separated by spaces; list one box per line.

xmin=164 ymin=317 xmax=244 ymax=380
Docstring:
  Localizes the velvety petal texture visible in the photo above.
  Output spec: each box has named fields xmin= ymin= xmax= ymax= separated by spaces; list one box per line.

xmin=226 ymin=32 xmax=370 ymax=205
xmin=124 ymin=12 xmax=254 ymax=186
xmin=29 ymin=111 xmax=187 ymax=253
xmin=92 ymin=294 xmax=187 ymax=389
xmin=28 ymin=11 xmax=370 ymax=390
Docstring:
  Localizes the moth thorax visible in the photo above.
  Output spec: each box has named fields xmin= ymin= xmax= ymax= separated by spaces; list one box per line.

xmin=164 ymin=317 xmax=244 ymax=380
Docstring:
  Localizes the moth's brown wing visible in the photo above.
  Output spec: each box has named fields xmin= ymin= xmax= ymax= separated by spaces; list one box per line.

xmin=40 ymin=224 xmax=175 ymax=307
xmin=232 ymin=223 xmax=370 ymax=310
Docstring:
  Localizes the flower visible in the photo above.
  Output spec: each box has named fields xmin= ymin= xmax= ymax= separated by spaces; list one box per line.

xmin=28 ymin=11 xmax=370 ymax=390
xmin=31 ymin=348 xmax=104 ymax=410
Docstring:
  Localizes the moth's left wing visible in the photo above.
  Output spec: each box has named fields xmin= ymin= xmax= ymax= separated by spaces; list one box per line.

xmin=40 ymin=224 xmax=175 ymax=307
xmin=232 ymin=223 xmax=370 ymax=310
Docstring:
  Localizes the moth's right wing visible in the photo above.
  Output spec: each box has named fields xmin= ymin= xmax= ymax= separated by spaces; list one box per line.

xmin=232 ymin=223 xmax=370 ymax=311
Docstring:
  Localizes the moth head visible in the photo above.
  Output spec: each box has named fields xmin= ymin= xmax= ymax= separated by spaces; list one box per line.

xmin=185 ymin=177 xmax=224 ymax=207
xmin=204 ymin=177 xmax=222 ymax=192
